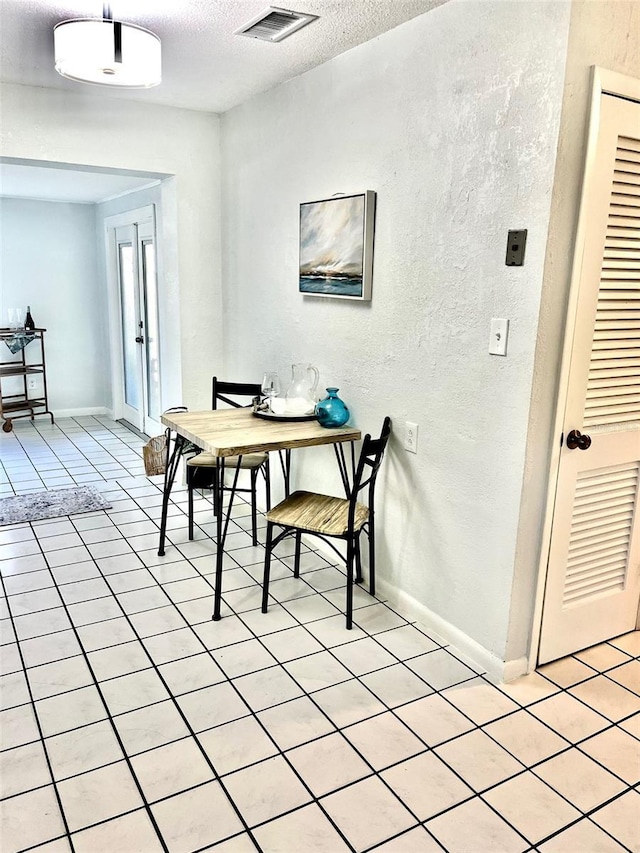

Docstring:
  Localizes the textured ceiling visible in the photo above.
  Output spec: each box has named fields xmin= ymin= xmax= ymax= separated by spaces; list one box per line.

xmin=0 ymin=0 xmax=447 ymax=113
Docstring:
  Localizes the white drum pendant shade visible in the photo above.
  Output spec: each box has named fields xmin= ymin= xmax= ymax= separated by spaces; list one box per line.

xmin=54 ymin=19 xmax=161 ymax=88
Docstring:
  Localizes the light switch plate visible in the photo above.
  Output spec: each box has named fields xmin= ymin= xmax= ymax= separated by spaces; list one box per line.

xmin=506 ymin=229 xmax=527 ymax=266
xmin=489 ymin=318 xmax=509 ymax=356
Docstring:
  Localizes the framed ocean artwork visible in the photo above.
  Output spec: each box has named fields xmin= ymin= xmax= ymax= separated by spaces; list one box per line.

xmin=299 ymin=191 xmax=376 ymax=301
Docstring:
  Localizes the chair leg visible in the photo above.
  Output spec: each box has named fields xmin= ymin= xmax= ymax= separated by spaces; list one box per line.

xmin=262 ymin=522 xmax=274 ymax=613
xmin=355 ymin=536 xmax=363 ymax=584
xmin=264 ymin=459 xmax=271 ymax=512
xmin=212 ymin=468 xmax=220 ymax=518
xmin=294 ymin=531 xmax=302 ymax=578
xmin=368 ymin=515 xmax=376 ymax=597
xmin=250 ymin=468 xmax=259 ymax=546
xmin=187 ymin=469 xmax=195 ymax=541
xmin=346 ymin=537 xmax=355 ymax=629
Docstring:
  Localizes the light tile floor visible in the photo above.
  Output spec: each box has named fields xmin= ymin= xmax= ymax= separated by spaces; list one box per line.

xmin=0 ymin=416 xmax=639 ymax=853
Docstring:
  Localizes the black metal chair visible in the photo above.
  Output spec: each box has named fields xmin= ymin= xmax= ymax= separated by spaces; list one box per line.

xmin=186 ymin=378 xmax=271 ymax=545
xmin=261 ymin=416 xmax=392 ymax=628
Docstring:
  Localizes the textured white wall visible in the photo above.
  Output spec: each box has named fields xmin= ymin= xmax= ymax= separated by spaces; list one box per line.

xmin=221 ymin=0 xmax=571 ymax=665
xmin=509 ymin=0 xmax=640 ymax=664
xmin=0 ymin=84 xmax=222 ymax=411
xmin=0 ymin=197 xmax=107 ymax=413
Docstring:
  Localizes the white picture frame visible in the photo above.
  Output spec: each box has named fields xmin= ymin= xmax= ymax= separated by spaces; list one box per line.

xmin=299 ymin=191 xmax=376 ymax=301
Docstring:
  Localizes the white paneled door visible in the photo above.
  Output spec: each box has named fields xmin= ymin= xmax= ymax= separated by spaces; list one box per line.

xmin=108 ymin=207 xmax=162 ymax=437
xmin=539 ymin=93 xmax=640 ymax=664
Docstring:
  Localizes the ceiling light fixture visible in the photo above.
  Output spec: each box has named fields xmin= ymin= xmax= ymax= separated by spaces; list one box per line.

xmin=54 ymin=4 xmax=161 ymax=88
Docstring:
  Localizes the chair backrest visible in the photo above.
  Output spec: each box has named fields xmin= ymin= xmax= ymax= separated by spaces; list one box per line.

xmin=212 ymin=377 xmax=262 ymax=410
xmin=349 ymin=416 xmax=392 ymax=520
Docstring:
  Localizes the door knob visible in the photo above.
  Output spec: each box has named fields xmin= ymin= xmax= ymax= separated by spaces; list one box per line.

xmin=566 ymin=429 xmax=592 ymax=450
xmin=135 ymin=336 xmax=144 ymax=344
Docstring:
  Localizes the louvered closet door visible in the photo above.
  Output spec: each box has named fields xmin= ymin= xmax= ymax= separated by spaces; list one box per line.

xmin=539 ymin=94 xmax=640 ymax=664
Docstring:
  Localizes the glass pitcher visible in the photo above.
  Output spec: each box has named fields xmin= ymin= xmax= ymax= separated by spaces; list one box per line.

xmin=285 ymin=363 xmax=320 ymax=414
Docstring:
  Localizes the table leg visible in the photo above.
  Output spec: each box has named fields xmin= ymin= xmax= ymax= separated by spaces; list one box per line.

xmin=278 ymin=449 xmax=292 ymax=497
xmin=158 ymin=431 xmax=188 ymax=557
xmin=212 ymin=455 xmax=243 ymax=621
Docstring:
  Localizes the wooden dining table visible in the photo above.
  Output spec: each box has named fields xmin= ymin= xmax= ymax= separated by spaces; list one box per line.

xmin=157 ymin=408 xmax=361 ymax=620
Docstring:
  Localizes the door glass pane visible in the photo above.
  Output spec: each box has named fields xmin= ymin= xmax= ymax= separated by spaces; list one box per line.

xmin=142 ymin=239 xmax=161 ymax=421
xmin=118 ymin=244 xmax=139 ymax=411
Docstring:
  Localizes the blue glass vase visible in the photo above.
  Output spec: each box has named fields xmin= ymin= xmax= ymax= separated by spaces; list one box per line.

xmin=315 ymin=387 xmax=350 ymax=428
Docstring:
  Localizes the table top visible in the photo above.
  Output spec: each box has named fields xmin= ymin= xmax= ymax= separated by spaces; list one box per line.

xmin=160 ymin=408 xmax=361 ymax=457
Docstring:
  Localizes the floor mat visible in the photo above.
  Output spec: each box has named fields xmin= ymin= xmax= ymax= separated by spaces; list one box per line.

xmin=0 ymin=485 xmax=111 ymax=525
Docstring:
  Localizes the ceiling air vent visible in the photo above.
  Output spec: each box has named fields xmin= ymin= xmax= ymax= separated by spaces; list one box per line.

xmin=235 ymin=7 xmax=318 ymax=42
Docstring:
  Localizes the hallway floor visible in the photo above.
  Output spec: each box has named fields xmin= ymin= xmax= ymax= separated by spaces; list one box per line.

xmin=0 ymin=417 xmax=638 ymax=853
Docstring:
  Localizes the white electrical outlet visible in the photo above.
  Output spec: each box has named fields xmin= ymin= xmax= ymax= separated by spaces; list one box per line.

xmin=404 ymin=421 xmax=418 ymax=453
xmin=27 ymin=377 xmax=37 ymax=391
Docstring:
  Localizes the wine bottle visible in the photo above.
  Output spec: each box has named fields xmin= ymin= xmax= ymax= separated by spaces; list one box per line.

xmin=24 ymin=306 xmax=35 ymax=331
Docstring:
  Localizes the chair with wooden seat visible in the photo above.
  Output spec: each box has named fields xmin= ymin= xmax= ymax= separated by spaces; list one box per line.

xmin=186 ymin=378 xmax=270 ymax=545
xmin=261 ymin=416 xmax=391 ymax=628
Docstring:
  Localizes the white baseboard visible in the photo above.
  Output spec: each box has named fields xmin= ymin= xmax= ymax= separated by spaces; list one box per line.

xmin=501 ymin=655 xmax=530 ymax=684
xmin=49 ymin=407 xmax=111 ymax=419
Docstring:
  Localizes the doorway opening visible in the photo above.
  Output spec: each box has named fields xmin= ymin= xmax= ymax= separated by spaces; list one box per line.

xmin=0 ymin=157 xmax=180 ymax=427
